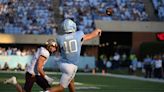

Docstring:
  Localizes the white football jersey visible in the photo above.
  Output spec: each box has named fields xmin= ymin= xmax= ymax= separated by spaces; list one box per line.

xmin=26 ymin=47 xmax=50 ymax=75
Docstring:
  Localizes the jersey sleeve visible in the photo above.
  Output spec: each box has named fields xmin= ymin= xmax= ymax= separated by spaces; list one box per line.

xmin=76 ymin=31 xmax=84 ymax=44
xmin=79 ymin=31 xmax=84 ymax=37
xmin=56 ymin=36 xmax=61 ymax=46
xmin=56 ymin=34 xmax=62 ymax=49
xmin=76 ymin=31 xmax=84 ymax=41
xmin=40 ymin=47 xmax=50 ymax=59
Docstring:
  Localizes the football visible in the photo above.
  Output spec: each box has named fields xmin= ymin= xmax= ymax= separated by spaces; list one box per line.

xmin=106 ymin=7 xmax=113 ymax=16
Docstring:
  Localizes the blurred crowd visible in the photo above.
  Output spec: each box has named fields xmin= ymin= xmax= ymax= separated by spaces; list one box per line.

xmin=152 ymin=0 xmax=164 ymax=21
xmin=0 ymin=47 xmax=36 ymax=56
xmin=96 ymin=52 xmax=164 ymax=79
xmin=0 ymin=0 xmax=56 ymax=35
xmin=0 ymin=0 xmax=163 ymax=34
xmin=60 ymin=0 xmax=149 ymax=34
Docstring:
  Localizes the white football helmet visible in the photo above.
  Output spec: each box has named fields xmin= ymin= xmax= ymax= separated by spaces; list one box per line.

xmin=62 ymin=19 xmax=77 ymax=33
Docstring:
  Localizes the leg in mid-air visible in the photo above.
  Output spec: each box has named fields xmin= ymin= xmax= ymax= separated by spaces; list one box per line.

xmin=4 ymin=73 xmax=53 ymax=92
xmin=48 ymin=84 xmax=64 ymax=92
xmin=48 ymin=63 xmax=77 ymax=92
xmin=4 ymin=72 xmax=36 ymax=92
xmin=4 ymin=76 xmax=25 ymax=92
xmin=48 ymin=79 xmax=75 ymax=92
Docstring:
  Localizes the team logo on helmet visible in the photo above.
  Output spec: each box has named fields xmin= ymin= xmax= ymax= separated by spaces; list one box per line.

xmin=62 ymin=19 xmax=77 ymax=33
xmin=45 ymin=39 xmax=57 ymax=47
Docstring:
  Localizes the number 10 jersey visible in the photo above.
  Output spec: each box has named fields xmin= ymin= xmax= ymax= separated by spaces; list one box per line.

xmin=56 ymin=31 xmax=84 ymax=65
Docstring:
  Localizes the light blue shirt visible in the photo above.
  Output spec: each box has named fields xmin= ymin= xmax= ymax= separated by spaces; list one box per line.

xmin=56 ymin=31 xmax=84 ymax=65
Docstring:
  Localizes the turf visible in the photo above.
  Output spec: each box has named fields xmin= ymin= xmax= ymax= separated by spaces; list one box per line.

xmin=0 ymin=72 xmax=164 ymax=92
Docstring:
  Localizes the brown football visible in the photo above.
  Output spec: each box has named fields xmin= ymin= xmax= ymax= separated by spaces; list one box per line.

xmin=106 ymin=8 xmax=113 ymax=16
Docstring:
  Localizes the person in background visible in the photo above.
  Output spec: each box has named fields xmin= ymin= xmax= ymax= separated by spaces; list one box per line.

xmin=143 ymin=55 xmax=153 ymax=78
xmin=153 ymin=55 xmax=163 ymax=79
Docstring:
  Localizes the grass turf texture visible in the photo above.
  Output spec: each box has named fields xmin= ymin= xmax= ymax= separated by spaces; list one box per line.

xmin=0 ymin=72 xmax=164 ymax=92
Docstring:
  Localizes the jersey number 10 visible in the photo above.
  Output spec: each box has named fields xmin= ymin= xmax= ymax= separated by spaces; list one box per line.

xmin=64 ymin=39 xmax=78 ymax=53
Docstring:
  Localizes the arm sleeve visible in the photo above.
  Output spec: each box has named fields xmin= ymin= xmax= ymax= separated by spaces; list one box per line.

xmin=77 ymin=31 xmax=84 ymax=42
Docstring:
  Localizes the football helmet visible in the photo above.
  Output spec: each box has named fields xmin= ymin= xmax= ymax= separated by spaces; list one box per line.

xmin=45 ymin=39 xmax=57 ymax=47
xmin=62 ymin=19 xmax=77 ymax=33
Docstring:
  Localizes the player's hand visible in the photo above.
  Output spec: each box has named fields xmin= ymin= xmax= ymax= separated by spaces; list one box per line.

xmin=96 ymin=28 xmax=102 ymax=36
xmin=32 ymin=73 xmax=35 ymax=78
xmin=44 ymin=75 xmax=54 ymax=84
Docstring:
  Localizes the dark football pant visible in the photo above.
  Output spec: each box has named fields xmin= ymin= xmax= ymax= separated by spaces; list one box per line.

xmin=23 ymin=72 xmax=50 ymax=92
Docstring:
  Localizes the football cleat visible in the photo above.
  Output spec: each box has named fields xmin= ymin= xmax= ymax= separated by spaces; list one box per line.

xmin=4 ymin=76 xmax=17 ymax=85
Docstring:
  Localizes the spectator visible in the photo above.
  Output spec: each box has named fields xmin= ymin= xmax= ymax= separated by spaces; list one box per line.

xmin=143 ymin=55 xmax=153 ymax=78
xmin=102 ymin=56 xmax=108 ymax=74
xmin=0 ymin=47 xmax=3 ymax=55
xmin=17 ymin=63 xmax=23 ymax=71
xmin=21 ymin=50 xmax=26 ymax=56
xmin=16 ymin=49 xmax=21 ymax=56
xmin=129 ymin=53 xmax=138 ymax=75
xmin=3 ymin=62 xmax=9 ymax=70
xmin=6 ymin=47 xmax=12 ymax=55
xmin=120 ymin=53 xmax=128 ymax=66
xmin=106 ymin=58 xmax=112 ymax=73
xmin=112 ymin=52 xmax=120 ymax=69
xmin=153 ymin=55 xmax=163 ymax=79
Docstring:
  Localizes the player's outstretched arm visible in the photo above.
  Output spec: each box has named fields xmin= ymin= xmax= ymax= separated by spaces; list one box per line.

xmin=83 ymin=28 xmax=102 ymax=41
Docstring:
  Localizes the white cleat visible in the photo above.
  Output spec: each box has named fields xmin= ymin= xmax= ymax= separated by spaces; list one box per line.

xmin=40 ymin=91 xmax=49 ymax=92
xmin=4 ymin=76 xmax=17 ymax=85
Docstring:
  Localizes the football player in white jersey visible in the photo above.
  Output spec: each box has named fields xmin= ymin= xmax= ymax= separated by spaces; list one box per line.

xmin=4 ymin=39 xmax=58 ymax=92
xmin=46 ymin=19 xmax=102 ymax=92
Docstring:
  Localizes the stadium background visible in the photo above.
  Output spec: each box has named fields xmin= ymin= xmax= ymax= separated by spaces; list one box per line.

xmin=0 ymin=0 xmax=164 ymax=92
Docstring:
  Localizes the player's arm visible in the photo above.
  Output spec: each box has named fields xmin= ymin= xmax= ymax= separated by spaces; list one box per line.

xmin=37 ymin=55 xmax=54 ymax=84
xmin=37 ymin=55 xmax=47 ymax=78
xmin=83 ymin=28 xmax=102 ymax=41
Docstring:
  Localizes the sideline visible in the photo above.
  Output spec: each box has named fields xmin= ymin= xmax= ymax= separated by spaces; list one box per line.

xmin=81 ymin=73 xmax=164 ymax=83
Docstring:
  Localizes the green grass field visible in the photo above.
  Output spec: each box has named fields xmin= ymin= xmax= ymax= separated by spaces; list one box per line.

xmin=0 ymin=72 xmax=164 ymax=92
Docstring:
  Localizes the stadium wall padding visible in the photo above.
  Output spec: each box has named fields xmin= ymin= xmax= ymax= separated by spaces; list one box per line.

xmin=0 ymin=56 xmax=95 ymax=70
